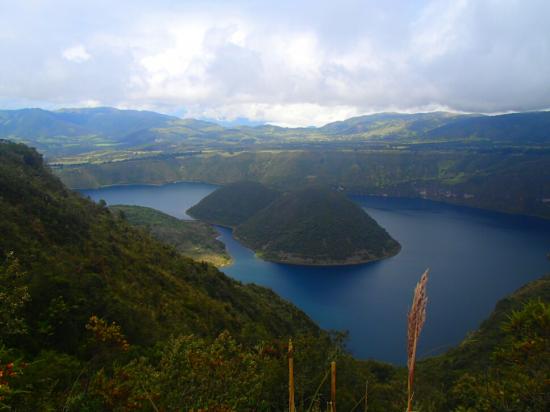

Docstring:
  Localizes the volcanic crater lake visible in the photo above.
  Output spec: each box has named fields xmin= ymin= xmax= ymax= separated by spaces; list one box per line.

xmin=82 ymin=182 xmax=550 ymax=364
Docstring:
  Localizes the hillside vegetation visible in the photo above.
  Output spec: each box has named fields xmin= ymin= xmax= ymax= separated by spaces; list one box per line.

xmin=415 ymin=275 xmax=550 ymax=411
xmin=4 ymin=108 xmax=550 ymax=160
xmin=109 ymin=205 xmax=231 ymax=267
xmin=57 ymin=149 xmax=550 ymax=219
xmin=0 ymin=140 xmax=406 ymax=411
xmin=0 ymin=140 xmax=548 ymax=410
xmin=0 ymin=140 xmax=332 ymax=408
xmin=234 ymin=186 xmax=401 ymax=265
xmin=0 ymin=140 xmax=321 ymax=346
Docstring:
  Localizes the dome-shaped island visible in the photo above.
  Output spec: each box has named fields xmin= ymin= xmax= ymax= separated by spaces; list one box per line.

xmin=188 ymin=182 xmax=400 ymax=266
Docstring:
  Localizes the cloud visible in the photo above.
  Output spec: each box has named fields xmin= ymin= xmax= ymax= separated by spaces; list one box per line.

xmin=62 ymin=45 xmax=91 ymax=63
xmin=0 ymin=0 xmax=549 ymax=126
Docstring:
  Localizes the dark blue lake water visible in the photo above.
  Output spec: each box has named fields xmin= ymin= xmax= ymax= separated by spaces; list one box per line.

xmin=82 ymin=183 xmax=550 ymax=364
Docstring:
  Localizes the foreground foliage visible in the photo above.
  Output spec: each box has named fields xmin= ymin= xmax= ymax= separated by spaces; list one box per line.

xmin=416 ymin=275 xmax=550 ymax=412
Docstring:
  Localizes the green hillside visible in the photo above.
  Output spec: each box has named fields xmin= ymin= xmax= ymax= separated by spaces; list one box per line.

xmin=319 ymin=111 xmax=462 ymax=137
xmin=234 ymin=186 xmax=401 ymax=265
xmin=57 ymin=149 xmax=550 ymax=219
xmin=0 ymin=140 xmax=320 ymax=347
xmin=0 ymin=107 xmax=177 ymax=155
xmin=425 ymin=111 xmax=550 ymax=143
xmin=415 ymin=274 xmax=550 ymax=411
xmin=187 ymin=181 xmax=281 ymax=227
xmin=0 ymin=138 xmax=320 ymax=346
xmin=4 ymin=107 xmax=550 ymax=160
xmin=109 ymin=205 xmax=231 ymax=267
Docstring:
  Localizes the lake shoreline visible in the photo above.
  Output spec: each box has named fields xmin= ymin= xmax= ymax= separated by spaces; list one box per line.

xmin=83 ymin=181 xmax=550 ymax=363
xmin=75 ymin=178 xmax=550 ymax=221
xmin=234 ymin=232 xmax=402 ymax=267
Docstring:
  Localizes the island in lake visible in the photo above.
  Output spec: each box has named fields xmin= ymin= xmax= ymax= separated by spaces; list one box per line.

xmin=188 ymin=182 xmax=400 ymax=265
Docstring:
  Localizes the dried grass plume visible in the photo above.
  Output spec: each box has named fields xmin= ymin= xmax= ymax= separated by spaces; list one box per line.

xmin=407 ymin=269 xmax=429 ymax=412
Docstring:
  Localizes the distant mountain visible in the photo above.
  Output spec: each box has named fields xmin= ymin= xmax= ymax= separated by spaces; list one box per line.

xmin=425 ymin=111 xmax=550 ymax=143
xmin=0 ymin=107 xmax=222 ymax=156
xmin=187 ymin=181 xmax=281 ymax=227
xmin=2 ymin=107 xmax=550 ymax=158
xmin=0 ymin=108 xmax=89 ymax=138
xmin=319 ymin=111 xmax=463 ymax=137
xmin=54 ymin=107 xmax=177 ymax=137
xmin=0 ymin=107 xmax=175 ymax=138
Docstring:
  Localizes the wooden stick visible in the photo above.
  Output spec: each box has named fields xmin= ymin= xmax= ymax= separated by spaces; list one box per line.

xmin=289 ymin=338 xmax=295 ymax=412
xmin=330 ymin=361 xmax=336 ymax=412
xmin=364 ymin=380 xmax=368 ymax=412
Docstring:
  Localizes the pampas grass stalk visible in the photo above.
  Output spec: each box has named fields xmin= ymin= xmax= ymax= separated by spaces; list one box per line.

xmin=407 ymin=269 xmax=429 ymax=412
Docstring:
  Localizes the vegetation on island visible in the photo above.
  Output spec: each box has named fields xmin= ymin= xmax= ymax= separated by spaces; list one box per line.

xmin=187 ymin=181 xmax=281 ymax=227
xmin=0 ymin=140 xmax=548 ymax=411
xmin=233 ymin=186 xmax=401 ymax=265
xmin=108 ymin=205 xmax=231 ymax=267
xmin=188 ymin=182 xmax=400 ymax=265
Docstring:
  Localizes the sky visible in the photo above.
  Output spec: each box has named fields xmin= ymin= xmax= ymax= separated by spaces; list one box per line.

xmin=0 ymin=0 xmax=549 ymax=127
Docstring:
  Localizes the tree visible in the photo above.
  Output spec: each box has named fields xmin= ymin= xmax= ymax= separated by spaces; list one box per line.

xmin=0 ymin=252 xmax=30 ymax=341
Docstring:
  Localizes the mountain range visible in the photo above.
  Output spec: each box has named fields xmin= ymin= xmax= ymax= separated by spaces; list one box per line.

xmin=2 ymin=107 xmax=550 ymax=157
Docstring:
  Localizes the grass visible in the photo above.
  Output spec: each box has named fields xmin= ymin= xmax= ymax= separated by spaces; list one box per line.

xmin=407 ymin=269 xmax=429 ymax=412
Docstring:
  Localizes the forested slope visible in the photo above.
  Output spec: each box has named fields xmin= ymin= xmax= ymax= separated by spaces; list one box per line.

xmin=234 ymin=186 xmax=400 ymax=265
xmin=57 ymin=149 xmax=550 ymax=219
xmin=0 ymin=140 xmax=319 ymax=351
xmin=109 ymin=205 xmax=231 ymax=267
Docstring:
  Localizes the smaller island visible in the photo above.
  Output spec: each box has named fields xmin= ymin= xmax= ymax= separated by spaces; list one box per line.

xmin=110 ymin=205 xmax=231 ymax=267
xmin=188 ymin=182 xmax=400 ymax=266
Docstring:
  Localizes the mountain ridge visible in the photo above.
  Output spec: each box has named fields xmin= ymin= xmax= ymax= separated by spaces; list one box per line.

xmin=3 ymin=107 xmax=550 ymax=157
